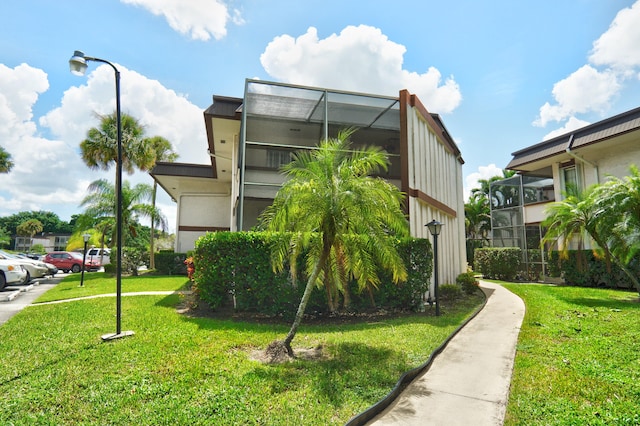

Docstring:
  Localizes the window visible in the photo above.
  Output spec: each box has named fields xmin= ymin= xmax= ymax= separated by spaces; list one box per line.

xmin=561 ymin=164 xmax=582 ymax=195
xmin=267 ymin=149 xmax=291 ymax=169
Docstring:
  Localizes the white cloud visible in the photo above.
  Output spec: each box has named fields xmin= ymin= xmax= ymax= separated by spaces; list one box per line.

xmin=533 ymin=65 xmax=619 ymax=127
xmin=464 ymin=163 xmax=504 ymax=201
xmin=589 ymin=1 xmax=640 ymax=69
xmin=41 ymin=64 xmax=207 ymax=165
xmin=260 ymin=25 xmax=462 ymax=114
xmin=120 ymin=0 xmax=243 ymax=41
xmin=534 ymin=2 xmax=640 ymax=127
xmin=542 ymin=116 xmax=591 ymax=141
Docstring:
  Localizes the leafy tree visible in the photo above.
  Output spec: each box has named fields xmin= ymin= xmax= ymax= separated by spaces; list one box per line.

xmin=0 ymin=211 xmax=71 ymax=235
xmin=146 ymin=136 xmax=178 ymax=269
xmin=0 ymin=146 xmax=14 ymax=173
xmin=0 ymin=226 xmax=10 ymax=248
xmin=258 ymin=128 xmax=409 ymax=358
xmin=16 ymin=219 xmax=44 ymax=251
xmin=80 ymin=112 xmax=155 ymax=177
xmin=594 ymin=165 xmax=640 ymax=291
xmin=80 ymin=179 xmax=167 ymax=249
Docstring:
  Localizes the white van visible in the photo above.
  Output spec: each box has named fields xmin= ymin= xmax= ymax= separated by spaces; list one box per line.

xmin=87 ymin=248 xmax=111 ymax=265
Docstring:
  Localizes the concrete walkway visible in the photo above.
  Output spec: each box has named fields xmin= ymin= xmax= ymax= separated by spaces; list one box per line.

xmin=366 ymin=281 xmax=525 ymax=426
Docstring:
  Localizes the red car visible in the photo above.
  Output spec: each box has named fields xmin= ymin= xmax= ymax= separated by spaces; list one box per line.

xmin=44 ymin=251 xmax=101 ymax=273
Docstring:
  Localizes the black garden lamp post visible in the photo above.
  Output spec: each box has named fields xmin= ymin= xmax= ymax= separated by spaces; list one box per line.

xmin=80 ymin=233 xmax=90 ymax=287
xmin=69 ymin=50 xmax=134 ymax=341
xmin=426 ymin=219 xmax=443 ymax=316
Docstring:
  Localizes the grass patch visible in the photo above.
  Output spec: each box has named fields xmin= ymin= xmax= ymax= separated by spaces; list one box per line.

xmin=503 ymin=283 xmax=640 ymax=425
xmin=0 ymin=278 xmax=484 ymax=425
xmin=35 ymin=273 xmax=191 ymax=303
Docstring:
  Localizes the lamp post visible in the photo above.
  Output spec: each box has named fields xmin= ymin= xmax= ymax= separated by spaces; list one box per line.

xmin=426 ymin=219 xmax=443 ymax=316
xmin=69 ymin=50 xmax=133 ymax=341
xmin=80 ymin=233 xmax=91 ymax=287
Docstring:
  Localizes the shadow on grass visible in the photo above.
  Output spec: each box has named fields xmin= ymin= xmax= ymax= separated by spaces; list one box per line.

xmin=248 ymin=341 xmax=403 ymax=408
xmin=557 ymin=294 xmax=640 ymax=310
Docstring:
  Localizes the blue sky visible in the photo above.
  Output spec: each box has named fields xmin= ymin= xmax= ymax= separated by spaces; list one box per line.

xmin=1 ymin=0 xmax=639 ymax=233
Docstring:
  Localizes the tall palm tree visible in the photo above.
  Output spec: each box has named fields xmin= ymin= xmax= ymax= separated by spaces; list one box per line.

xmin=146 ymin=136 xmax=178 ymax=269
xmin=259 ymin=128 xmax=409 ymax=357
xmin=0 ymin=146 xmax=14 ymax=173
xmin=80 ymin=179 xmax=167 ymax=248
xmin=465 ymin=192 xmax=491 ymax=241
xmin=80 ymin=112 xmax=155 ymax=177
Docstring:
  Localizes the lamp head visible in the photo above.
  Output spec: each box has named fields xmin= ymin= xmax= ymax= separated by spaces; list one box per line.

xmin=69 ymin=50 xmax=88 ymax=76
xmin=82 ymin=233 xmax=91 ymax=243
xmin=426 ymin=219 xmax=443 ymax=236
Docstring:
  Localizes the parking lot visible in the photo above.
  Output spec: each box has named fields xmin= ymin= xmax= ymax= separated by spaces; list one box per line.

xmin=0 ymin=273 xmax=68 ymax=325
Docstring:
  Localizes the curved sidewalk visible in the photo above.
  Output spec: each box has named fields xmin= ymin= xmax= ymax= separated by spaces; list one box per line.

xmin=367 ymin=281 xmax=525 ymax=426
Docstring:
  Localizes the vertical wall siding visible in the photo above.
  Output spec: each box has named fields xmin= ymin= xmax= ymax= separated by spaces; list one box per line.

xmin=405 ymin=105 xmax=466 ymax=285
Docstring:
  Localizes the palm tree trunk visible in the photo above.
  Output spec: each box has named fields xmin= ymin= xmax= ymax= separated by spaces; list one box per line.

xmin=150 ymin=181 xmax=157 ymax=270
xmin=283 ymin=249 xmax=329 ymax=354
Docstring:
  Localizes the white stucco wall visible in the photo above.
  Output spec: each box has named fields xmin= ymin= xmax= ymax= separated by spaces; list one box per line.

xmin=176 ymin=193 xmax=231 ymax=252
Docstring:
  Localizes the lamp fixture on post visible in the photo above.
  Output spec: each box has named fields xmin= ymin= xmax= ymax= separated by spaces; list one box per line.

xmin=426 ymin=219 xmax=443 ymax=316
xmin=80 ymin=233 xmax=91 ymax=287
xmin=69 ymin=50 xmax=133 ymax=341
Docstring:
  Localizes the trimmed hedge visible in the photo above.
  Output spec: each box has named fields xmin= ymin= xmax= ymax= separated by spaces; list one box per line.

xmin=547 ymin=250 xmax=640 ymax=289
xmin=154 ymin=250 xmax=189 ymax=275
xmin=192 ymin=231 xmax=433 ymax=317
xmin=474 ymin=247 xmax=522 ymax=281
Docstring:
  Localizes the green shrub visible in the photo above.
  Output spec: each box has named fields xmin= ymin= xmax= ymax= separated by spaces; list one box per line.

xmin=456 ymin=270 xmax=479 ymax=294
xmin=154 ymin=250 xmax=188 ymax=275
xmin=439 ymin=283 xmax=462 ymax=300
xmin=547 ymin=250 xmax=639 ymax=289
xmin=193 ymin=231 xmax=433 ymax=316
xmin=474 ymin=247 xmax=521 ymax=281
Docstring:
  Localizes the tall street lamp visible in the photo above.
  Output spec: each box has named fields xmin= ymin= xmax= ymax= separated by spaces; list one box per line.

xmin=80 ymin=233 xmax=91 ymax=287
xmin=426 ymin=219 xmax=443 ymax=316
xmin=69 ymin=50 xmax=133 ymax=341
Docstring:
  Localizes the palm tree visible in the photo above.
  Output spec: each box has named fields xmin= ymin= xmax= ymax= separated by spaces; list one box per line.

xmin=0 ymin=146 xmax=14 ymax=173
xmin=259 ymin=128 xmax=410 ymax=358
xmin=465 ymin=192 xmax=491 ymax=241
xmin=16 ymin=219 xmax=43 ymax=251
xmin=595 ymin=165 xmax=640 ymax=291
xmin=146 ymin=136 xmax=178 ymax=269
xmin=80 ymin=179 xmax=167 ymax=248
xmin=80 ymin=112 xmax=155 ymax=177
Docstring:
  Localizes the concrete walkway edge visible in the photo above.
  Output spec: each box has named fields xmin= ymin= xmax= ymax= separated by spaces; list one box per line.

xmin=348 ymin=281 xmax=525 ymax=426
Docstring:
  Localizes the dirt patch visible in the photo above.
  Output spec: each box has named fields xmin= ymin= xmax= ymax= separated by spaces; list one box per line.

xmin=249 ymin=342 xmax=328 ymax=365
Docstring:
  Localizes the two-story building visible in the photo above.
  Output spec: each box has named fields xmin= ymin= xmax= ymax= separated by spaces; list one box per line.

xmin=151 ymin=79 xmax=467 ymax=285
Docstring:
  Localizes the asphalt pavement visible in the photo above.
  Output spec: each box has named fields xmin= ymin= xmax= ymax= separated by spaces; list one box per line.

xmin=0 ymin=274 xmax=64 ymax=325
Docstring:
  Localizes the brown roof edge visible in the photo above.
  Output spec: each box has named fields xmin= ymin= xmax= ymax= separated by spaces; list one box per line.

xmin=150 ymin=162 xmax=215 ymax=178
xmin=401 ymin=90 xmax=464 ymax=164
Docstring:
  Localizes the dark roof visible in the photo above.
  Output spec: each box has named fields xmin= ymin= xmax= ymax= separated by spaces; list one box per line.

xmin=150 ymin=162 xmax=215 ymax=178
xmin=507 ymin=105 xmax=640 ymax=170
xmin=203 ymin=95 xmax=243 ymax=119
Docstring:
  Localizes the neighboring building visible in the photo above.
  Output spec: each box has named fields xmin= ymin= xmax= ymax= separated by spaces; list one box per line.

xmin=491 ymin=106 xmax=640 ymax=277
xmin=151 ymin=79 xmax=467 ymax=286
xmin=14 ymin=233 xmax=71 ymax=253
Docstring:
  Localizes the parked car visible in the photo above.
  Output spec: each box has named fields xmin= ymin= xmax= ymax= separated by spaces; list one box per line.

xmin=44 ymin=251 xmax=101 ymax=273
xmin=87 ymin=248 xmax=110 ymax=266
xmin=0 ymin=250 xmax=49 ymax=284
xmin=0 ymin=258 xmax=27 ymax=290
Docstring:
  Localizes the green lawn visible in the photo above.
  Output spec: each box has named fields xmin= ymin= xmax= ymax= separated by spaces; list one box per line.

xmin=0 ymin=274 xmax=483 ymax=425
xmin=503 ymin=283 xmax=640 ymax=425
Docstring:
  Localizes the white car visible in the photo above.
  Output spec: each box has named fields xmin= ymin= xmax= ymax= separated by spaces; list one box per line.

xmin=0 ymin=250 xmax=49 ymax=284
xmin=87 ymin=248 xmax=111 ymax=266
xmin=0 ymin=258 xmax=27 ymax=289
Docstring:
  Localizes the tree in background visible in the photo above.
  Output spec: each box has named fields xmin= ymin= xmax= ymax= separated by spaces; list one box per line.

xmin=0 ymin=211 xmax=72 ymax=236
xmin=258 ymin=128 xmax=409 ymax=358
xmin=146 ymin=136 xmax=178 ymax=269
xmin=80 ymin=179 xmax=167 ymax=249
xmin=16 ymin=219 xmax=44 ymax=251
xmin=80 ymin=112 xmax=155 ymax=177
xmin=0 ymin=146 xmax=14 ymax=173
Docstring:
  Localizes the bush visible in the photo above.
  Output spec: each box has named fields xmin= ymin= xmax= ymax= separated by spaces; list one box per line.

xmin=456 ymin=270 xmax=479 ymax=294
xmin=439 ymin=283 xmax=462 ymax=301
xmin=547 ymin=250 xmax=640 ymax=289
xmin=154 ymin=250 xmax=189 ymax=275
xmin=193 ymin=231 xmax=434 ymax=316
xmin=474 ymin=247 xmax=521 ymax=281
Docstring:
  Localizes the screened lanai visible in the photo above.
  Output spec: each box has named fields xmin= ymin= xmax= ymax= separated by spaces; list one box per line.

xmin=238 ymin=80 xmax=402 ymax=230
